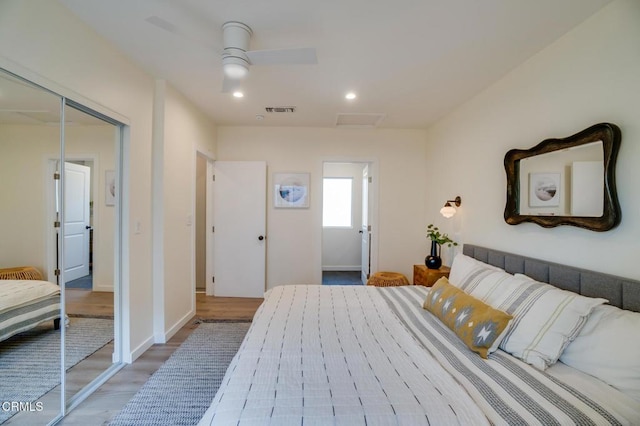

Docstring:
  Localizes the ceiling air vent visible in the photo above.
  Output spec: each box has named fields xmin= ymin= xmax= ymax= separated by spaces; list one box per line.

xmin=336 ymin=113 xmax=386 ymax=128
xmin=265 ymin=106 xmax=296 ymax=113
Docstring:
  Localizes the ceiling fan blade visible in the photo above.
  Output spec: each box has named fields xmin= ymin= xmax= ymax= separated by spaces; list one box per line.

xmin=246 ymin=47 xmax=317 ymax=66
xmin=145 ymin=15 xmax=220 ymax=51
xmin=145 ymin=16 xmax=180 ymax=35
xmin=221 ymin=76 xmax=241 ymax=93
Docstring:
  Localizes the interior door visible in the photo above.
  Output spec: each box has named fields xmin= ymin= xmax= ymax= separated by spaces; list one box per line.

xmin=63 ymin=162 xmax=91 ymax=282
xmin=361 ymin=165 xmax=371 ymax=284
xmin=213 ymin=161 xmax=267 ymax=297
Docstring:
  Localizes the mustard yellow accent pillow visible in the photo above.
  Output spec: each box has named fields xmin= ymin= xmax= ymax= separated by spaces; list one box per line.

xmin=423 ymin=277 xmax=513 ymax=359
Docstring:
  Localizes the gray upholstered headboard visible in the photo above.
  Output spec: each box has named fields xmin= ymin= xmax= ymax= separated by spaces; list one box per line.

xmin=463 ymin=244 xmax=640 ymax=313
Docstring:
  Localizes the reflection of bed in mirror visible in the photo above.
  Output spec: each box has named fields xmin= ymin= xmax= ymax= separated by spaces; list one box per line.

xmin=0 ymin=283 xmax=60 ymax=342
xmin=0 ymin=268 xmax=60 ymax=342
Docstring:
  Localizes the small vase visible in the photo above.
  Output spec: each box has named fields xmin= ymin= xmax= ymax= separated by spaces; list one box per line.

xmin=425 ymin=240 xmax=442 ymax=269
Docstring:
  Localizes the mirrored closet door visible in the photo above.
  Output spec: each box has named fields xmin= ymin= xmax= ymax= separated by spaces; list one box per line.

xmin=61 ymin=101 xmax=123 ymax=412
xmin=0 ymin=69 xmax=64 ymax=425
xmin=0 ymin=67 xmax=124 ymax=424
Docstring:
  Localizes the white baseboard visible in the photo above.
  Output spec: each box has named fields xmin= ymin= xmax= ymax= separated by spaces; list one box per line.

xmin=128 ymin=335 xmax=154 ymax=363
xmin=162 ymin=309 xmax=195 ymax=343
xmin=322 ymin=265 xmax=362 ymax=272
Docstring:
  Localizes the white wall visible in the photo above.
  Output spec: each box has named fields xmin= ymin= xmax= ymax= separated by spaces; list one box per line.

xmin=0 ymin=0 xmax=217 ymax=360
xmin=157 ymin=83 xmax=217 ymax=341
xmin=322 ymin=162 xmax=364 ymax=271
xmin=217 ymin=127 xmax=428 ymax=286
xmin=0 ymin=125 xmax=61 ymax=273
xmin=423 ymin=0 xmax=640 ymax=280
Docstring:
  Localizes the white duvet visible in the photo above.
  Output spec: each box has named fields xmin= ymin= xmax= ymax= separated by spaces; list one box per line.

xmin=0 ymin=279 xmax=60 ymax=315
xmin=198 ymin=285 xmax=489 ymax=425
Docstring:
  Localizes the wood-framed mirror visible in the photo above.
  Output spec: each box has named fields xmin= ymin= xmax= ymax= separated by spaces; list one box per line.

xmin=504 ymin=122 xmax=621 ymax=231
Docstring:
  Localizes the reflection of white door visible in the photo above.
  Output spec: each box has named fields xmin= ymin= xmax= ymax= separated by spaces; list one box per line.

xmin=64 ymin=162 xmax=91 ymax=282
xmin=361 ymin=165 xmax=371 ymax=284
xmin=213 ymin=161 xmax=266 ymax=297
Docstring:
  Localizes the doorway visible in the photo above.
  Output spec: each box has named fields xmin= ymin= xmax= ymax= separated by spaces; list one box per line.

xmin=321 ymin=161 xmax=375 ymax=285
xmin=64 ymin=160 xmax=93 ymax=290
xmin=195 ymin=153 xmax=207 ymax=293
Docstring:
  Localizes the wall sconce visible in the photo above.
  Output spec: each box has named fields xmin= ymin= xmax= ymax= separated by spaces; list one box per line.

xmin=440 ymin=196 xmax=461 ymax=218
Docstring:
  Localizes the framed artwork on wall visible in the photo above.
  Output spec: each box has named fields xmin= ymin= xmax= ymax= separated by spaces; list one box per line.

xmin=274 ymin=172 xmax=310 ymax=208
xmin=105 ymin=170 xmax=116 ymax=206
xmin=529 ymin=172 xmax=560 ymax=207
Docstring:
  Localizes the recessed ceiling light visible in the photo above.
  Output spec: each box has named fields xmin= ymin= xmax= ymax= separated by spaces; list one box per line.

xmin=345 ymin=92 xmax=357 ymax=100
xmin=233 ymin=91 xmax=244 ymax=98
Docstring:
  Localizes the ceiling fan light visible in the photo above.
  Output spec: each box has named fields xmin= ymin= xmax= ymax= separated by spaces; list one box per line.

xmin=223 ymin=62 xmax=249 ymax=79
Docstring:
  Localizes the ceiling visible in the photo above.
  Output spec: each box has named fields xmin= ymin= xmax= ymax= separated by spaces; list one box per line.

xmin=56 ymin=0 xmax=611 ymax=129
xmin=0 ymin=71 xmax=105 ymax=125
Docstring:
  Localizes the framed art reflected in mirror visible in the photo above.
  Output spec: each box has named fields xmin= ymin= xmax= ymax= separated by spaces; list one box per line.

xmin=504 ymin=123 xmax=621 ymax=231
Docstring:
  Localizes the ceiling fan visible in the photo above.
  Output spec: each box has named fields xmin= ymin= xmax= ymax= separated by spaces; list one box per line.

xmin=145 ymin=16 xmax=317 ymax=93
xmin=220 ymin=21 xmax=317 ymax=93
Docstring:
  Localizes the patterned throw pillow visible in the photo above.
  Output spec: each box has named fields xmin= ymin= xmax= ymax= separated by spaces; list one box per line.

xmin=423 ymin=277 xmax=513 ymax=359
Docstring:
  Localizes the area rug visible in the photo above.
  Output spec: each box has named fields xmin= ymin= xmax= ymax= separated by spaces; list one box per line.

xmin=0 ymin=317 xmax=113 ymax=423
xmin=109 ymin=322 xmax=250 ymax=426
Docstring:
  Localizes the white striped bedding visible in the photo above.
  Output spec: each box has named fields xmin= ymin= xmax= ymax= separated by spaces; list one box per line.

xmin=0 ymin=280 xmax=60 ymax=342
xmin=199 ymin=285 xmax=639 ymax=425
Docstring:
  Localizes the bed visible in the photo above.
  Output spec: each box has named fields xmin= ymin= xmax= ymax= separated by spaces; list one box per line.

xmin=198 ymin=245 xmax=640 ymax=425
xmin=0 ymin=277 xmax=61 ymax=343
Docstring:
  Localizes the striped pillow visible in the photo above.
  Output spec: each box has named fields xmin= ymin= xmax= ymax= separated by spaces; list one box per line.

xmin=455 ymin=269 xmax=607 ymax=369
xmin=448 ymin=253 xmax=504 ymax=290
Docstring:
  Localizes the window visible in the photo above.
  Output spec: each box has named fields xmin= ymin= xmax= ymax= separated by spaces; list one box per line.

xmin=323 ymin=177 xmax=353 ymax=227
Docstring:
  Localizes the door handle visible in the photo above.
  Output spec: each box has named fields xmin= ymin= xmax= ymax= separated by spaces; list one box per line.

xmin=258 ymin=235 xmax=265 ymax=241
xmin=358 ymin=230 xmax=364 ymax=234
xmin=86 ymin=226 xmax=93 ymax=230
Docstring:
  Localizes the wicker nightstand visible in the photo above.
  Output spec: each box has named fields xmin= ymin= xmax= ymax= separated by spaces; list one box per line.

xmin=366 ymin=271 xmax=410 ymax=287
xmin=0 ymin=266 xmax=43 ymax=280
xmin=413 ymin=265 xmax=450 ymax=287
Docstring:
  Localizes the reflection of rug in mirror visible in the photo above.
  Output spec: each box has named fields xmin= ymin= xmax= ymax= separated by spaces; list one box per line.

xmin=0 ymin=317 xmax=113 ymax=423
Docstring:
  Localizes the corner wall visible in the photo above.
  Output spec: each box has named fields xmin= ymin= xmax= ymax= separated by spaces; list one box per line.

xmin=423 ymin=0 xmax=640 ymax=279
xmin=157 ymin=83 xmax=216 ymax=342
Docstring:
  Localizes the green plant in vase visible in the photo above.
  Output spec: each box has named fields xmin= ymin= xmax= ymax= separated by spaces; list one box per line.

xmin=425 ymin=224 xmax=458 ymax=269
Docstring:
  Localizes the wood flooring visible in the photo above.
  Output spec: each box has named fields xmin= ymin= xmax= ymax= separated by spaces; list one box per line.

xmin=37 ymin=291 xmax=263 ymax=425
xmin=65 ymin=289 xmax=264 ymax=321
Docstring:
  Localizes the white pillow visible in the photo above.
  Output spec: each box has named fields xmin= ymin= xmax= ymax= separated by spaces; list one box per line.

xmin=449 ymin=257 xmax=607 ymax=369
xmin=455 ymin=270 xmax=606 ymax=370
xmin=560 ymin=304 xmax=640 ymax=402
xmin=448 ymin=253 xmax=503 ymax=290
xmin=496 ymin=274 xmax=606 ymax=370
